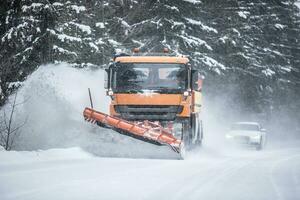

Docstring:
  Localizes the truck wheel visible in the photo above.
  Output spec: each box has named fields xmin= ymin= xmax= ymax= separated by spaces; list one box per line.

xmin=196 ymin=120 xmax=203 ymax=146
xmin=191 ymin=114 xmax=202 ymax=147
xmin=181 ymin=116 xmax=203 ymax=150
xmin=182 ymin=120 xmax=192 ymax=149
xmin=179 ymin=142 xmax=186 ymax=160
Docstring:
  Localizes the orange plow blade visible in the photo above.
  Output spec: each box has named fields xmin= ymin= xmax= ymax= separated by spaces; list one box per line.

xmin=83 ymin=107 xmax=182 ymax=154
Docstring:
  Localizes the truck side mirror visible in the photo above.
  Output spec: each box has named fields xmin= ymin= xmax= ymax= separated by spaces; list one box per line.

xmin=197 ymin=76 xmax=203 ymax=92
xmin=191 ymin=71 xmax=204 ymax=92
xmin=196 ymin=73 xmax=204 ymax=92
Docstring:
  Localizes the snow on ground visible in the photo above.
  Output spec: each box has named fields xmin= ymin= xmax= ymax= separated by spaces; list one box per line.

xmin=1 ymin=143 xmax=300 ymax=200
xmin=0 ymin=147 xmax=92 ymax=165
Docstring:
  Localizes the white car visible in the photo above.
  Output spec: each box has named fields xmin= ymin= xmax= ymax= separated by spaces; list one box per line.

xmin=225 ymin=122 xmax=267 ymax=150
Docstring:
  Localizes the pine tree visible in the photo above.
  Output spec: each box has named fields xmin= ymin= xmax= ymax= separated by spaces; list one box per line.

xmin=0 ymin=0 xmax=56 ymax=106
xmin=1 ymin=0 xmax=300 ymax=131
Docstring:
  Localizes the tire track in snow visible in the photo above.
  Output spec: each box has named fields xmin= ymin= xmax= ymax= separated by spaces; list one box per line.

xmin=142 ymin=157 xmax=246 ymax=200
xmin=269 ymin=154 xmax=300 ymax=200
xmin=172 ymin=160 xmax=252 ymax=200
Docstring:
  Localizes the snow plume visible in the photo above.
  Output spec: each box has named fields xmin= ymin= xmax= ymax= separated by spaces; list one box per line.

xmin=199 ymin=83 xmax=242 ymax=154
xmin=6 ymin=63 xmax=108 ymax=151
xmin=4 ymin=63 xmax=178 ymax=158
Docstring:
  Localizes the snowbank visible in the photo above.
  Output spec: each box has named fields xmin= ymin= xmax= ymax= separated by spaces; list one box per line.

xmin=0 ymin=147 xmax=93 ymax=165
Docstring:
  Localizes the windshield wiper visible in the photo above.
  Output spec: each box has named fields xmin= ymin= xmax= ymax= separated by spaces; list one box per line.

xmin=116 ymin=88 xmax=142 ymax=93
xmin=146 ymin=86 xmax=170 ymax=90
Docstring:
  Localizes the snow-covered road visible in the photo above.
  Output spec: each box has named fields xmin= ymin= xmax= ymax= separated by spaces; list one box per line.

xmin=1 ymin=143 xmax=300 ymax=200
xmin=1 ymin=64 xmax=299 ymax=200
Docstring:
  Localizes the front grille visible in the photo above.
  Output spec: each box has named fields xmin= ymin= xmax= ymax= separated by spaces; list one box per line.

xmin=114 ymin=105 xmax=183 ymax=121
xmin=234 ymin=136 xmax=250 ymax=144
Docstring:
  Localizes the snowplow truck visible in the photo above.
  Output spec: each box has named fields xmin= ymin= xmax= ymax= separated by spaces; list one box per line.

xmin=83 ymin=49 xmax=203 ymax=159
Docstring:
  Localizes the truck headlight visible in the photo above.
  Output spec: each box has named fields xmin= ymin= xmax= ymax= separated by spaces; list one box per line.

xmin=183 ymin=91 xmax=189 ymax=97
xmin=108 ymin=90 xmax=114 ymax=96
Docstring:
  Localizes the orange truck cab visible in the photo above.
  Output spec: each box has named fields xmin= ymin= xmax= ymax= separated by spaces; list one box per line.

xmin=104 ymin=51 xmax=204 ymax=147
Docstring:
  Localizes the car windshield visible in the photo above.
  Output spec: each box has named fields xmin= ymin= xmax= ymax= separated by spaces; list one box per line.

xmin=112 ymin=63 xmax=186 ymax=93
xmin=231 ymin=123 xmax=260 ymax=131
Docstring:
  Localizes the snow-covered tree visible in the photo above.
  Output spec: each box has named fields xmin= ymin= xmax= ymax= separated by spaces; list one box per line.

xmin=1 ymin=0 xmax=300 ymax=130
xmin=0 ymin=0 xmax=56 ymax=105
xmin=49 ymin=0 xmax=102 ymax=67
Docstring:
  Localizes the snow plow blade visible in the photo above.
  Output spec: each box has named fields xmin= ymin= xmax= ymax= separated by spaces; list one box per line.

xmin=83 ymin=107 xmax=182 ymax=154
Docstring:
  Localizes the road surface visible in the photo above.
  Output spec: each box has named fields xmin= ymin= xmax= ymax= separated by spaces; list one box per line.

xmin=1 ymin=141 xmax=300 ymax=200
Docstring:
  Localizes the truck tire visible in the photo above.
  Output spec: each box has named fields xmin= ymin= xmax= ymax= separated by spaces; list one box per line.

xmin=182 ymin=120 xmax=192 ymax=149
xmin=191 ymin=114 xmax=203 ymax=147
xmin=181 ymin=115 xmax=203 ymax=151
xmin=196 ymin=120 xmax=203 ymax=146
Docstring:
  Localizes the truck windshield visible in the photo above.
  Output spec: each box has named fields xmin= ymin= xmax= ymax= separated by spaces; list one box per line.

xmin=112 ymin=63 xmax=187 ymax=93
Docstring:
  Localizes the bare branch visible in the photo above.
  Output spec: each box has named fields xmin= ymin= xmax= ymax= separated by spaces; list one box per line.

xmin=10 ymin=118 xmax=27 ymax=134
xmin=3 ymin=110 xmax=9 ymax=132
xmin=0 ymin=131 xmax=6 ymax=145
xmin=0 ymin=91 xmax=27 ymax=150
xmin=15 ymin=96 xmax=31 ymax=107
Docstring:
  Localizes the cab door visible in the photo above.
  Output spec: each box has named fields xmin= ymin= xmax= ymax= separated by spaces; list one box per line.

xmin=191 ymin=71 xmax=203 ymax=114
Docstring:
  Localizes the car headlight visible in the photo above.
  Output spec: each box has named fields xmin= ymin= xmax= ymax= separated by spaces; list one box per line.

xmin=226 ymin=134 xmax=234 ymax=139
xmin=252 ymin=135 xmax=261 ymax=139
